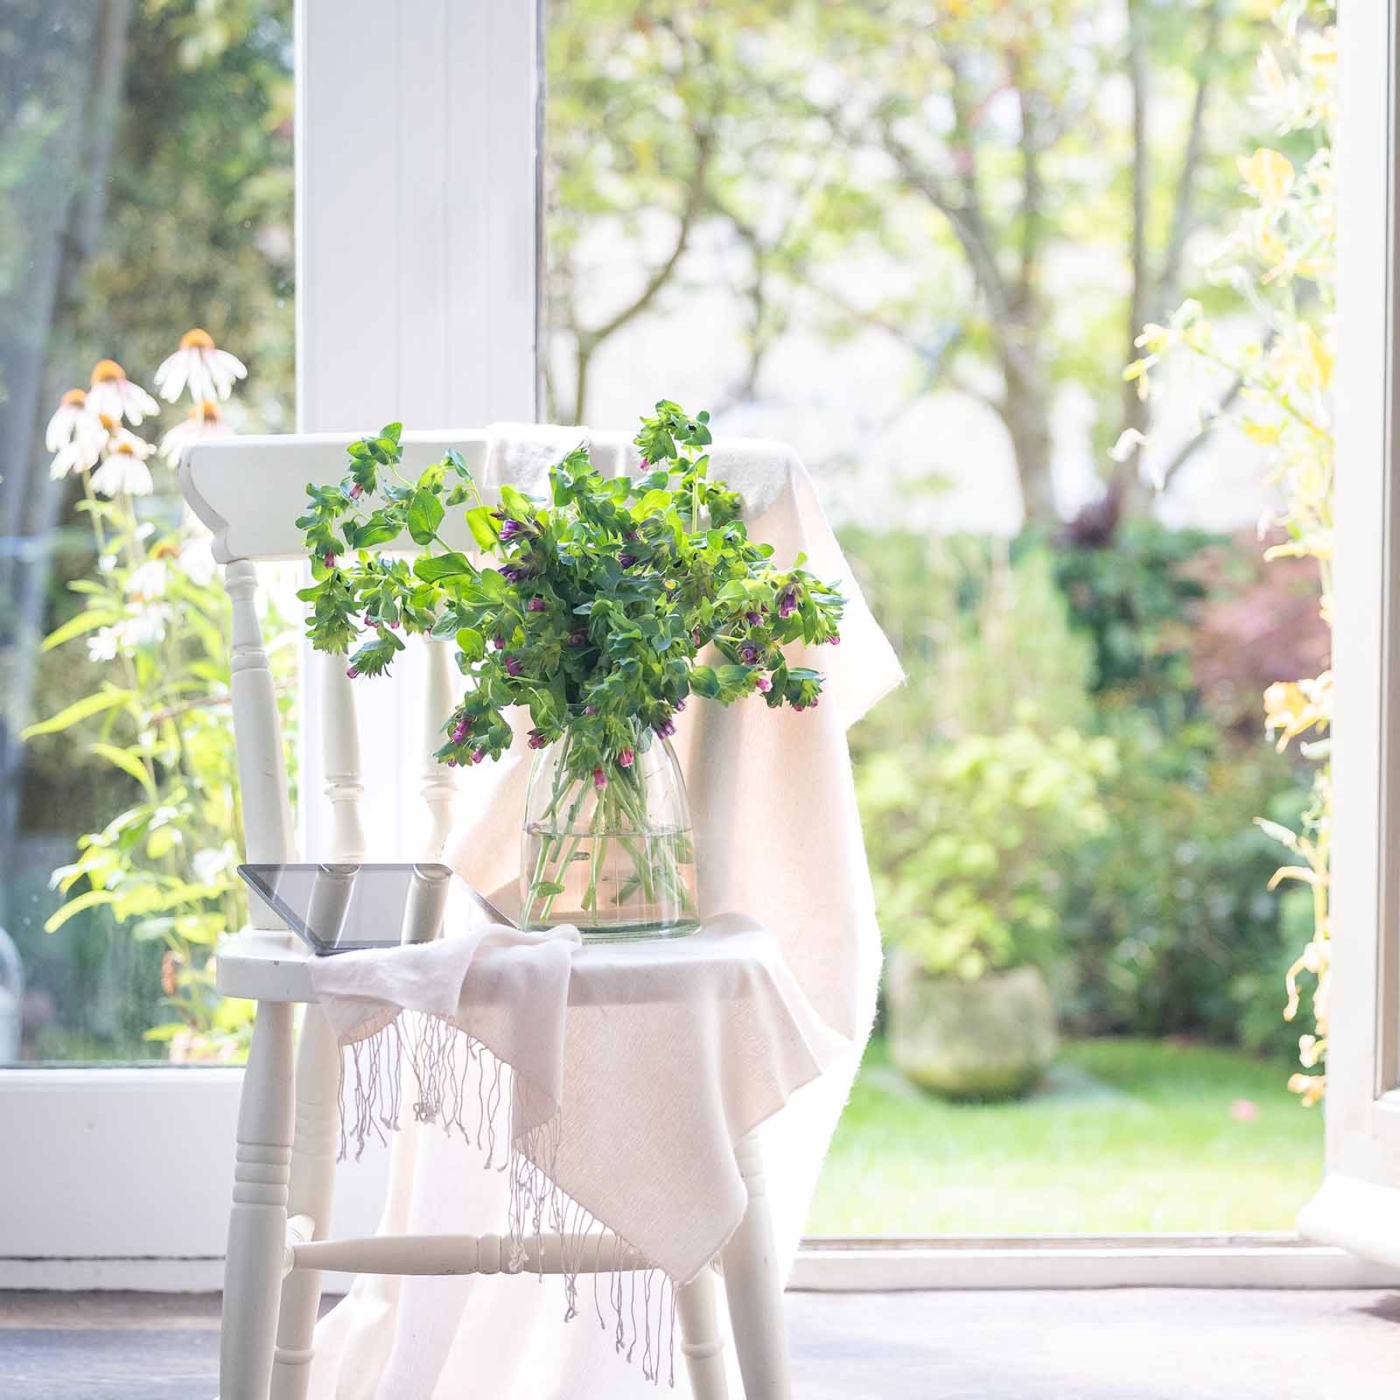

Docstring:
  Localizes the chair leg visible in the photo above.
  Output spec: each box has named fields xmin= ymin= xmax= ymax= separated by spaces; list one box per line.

xmin=676 ymin=1266 xmax=730 ymax=1400
xmin=720 ymin=1134 xmax=793 ymax=1400
xmin=270 ymin=1006 xmax=341 ymax=1400
xmin=221 ymin=1000 xmax=296 ymax=1400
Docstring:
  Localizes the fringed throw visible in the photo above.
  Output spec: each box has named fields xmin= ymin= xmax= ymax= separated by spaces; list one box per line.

xmin=337 ymin=1011 xmax=682 ymax=1386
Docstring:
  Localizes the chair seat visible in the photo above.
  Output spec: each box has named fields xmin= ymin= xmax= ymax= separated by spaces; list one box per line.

xmin=216 ymin=919 xmax=789 ymax=1007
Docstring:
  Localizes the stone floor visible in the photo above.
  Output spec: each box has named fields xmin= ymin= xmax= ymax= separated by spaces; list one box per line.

xmin=1 ymin=1288 xmax=1397 ymax=1398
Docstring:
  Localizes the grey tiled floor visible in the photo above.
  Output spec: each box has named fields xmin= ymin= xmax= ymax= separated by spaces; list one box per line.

xmin=1 ymin=1288 xmax=1398 ymax=1398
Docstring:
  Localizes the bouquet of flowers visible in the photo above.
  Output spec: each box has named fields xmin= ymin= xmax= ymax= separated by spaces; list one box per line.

xmin=297 ymin=401 xmax=844 ymax=932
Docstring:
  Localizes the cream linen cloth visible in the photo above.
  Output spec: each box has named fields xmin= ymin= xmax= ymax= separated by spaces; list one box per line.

xmin=305 ymin=426 xmax=902 ymax=1400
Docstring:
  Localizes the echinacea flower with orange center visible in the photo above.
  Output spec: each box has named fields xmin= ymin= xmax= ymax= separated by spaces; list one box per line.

xmin=47 ymin=390 xmax=107 ymax=480
xmin=158 ymin=398 xmax=231 ymax=463
xmin=45 ymin=388 xmax=88 ymax=451
xmin=90 ymin=431 xmax=157 ymax=498
xmin=154 ymin=328 xmax=246 ymax=404
xmin=86 ymin=358 xmax=160 ymax=426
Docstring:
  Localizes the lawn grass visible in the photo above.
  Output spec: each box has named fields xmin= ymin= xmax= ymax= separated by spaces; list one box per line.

xmin=805 ymin=1036 xmax=1324 ymax=1235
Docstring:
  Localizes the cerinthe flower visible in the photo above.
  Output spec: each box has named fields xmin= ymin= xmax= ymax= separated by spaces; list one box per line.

xmin=86 ymin=359 xmax=159 ymax=427
xmin=593 ymin=767 xmax=608 ymax=789
xmin=527 ymin=597 xmax=546 ymax=612
xmin=617 ymin=748 xmax=635 ymax=768
xmin=154 ymin=328 xmax=247 ymax=404
xmin=504 ymin=655 xmax=523 ymax=677
xmin=778 ymin=588 xmax=798 ymax=619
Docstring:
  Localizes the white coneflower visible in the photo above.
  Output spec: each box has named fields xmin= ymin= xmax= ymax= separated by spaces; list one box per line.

xmin=90 ymin=432 xmax=157 ymax=498
xmin=125 ymin=557 xmax=169 ymax=601
xmin=158 ymin=399 xmax=231 ymax=463
xmin=48 ymin=414 xmax=107 ymax=480
xmin=154 ymin=328 xmax=246 ymax=404
xmin=86 ymin=627 xmax=119 ymax=663
xmin=86 ymin=359 xmax=160 ymax=426
xmin=175 ymin=531 xmax=217 ymax=587
xmin=45 ymin=388 xmax=89 ymax=450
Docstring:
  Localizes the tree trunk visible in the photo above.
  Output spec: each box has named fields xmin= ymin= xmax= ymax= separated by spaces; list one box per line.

xmin=1001 ymin=342 xmax=1058 ymax=528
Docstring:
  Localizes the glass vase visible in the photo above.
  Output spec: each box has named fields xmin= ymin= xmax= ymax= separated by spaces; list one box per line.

xmin=520 ymin=724 xmax=700 ymax=940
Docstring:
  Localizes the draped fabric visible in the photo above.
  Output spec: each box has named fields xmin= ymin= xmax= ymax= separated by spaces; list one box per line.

xmin=304 ymin=428 xmax=902 ymax=1399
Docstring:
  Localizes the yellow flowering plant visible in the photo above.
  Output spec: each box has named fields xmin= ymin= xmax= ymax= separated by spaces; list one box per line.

xmin=1125 ymin=0 xmax=1335 ymax=1103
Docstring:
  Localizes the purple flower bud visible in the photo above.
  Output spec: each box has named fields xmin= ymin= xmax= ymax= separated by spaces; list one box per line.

xmin=779 ymin=588 xmax=798 ymax=619
xmin=739 ymin=644 xmax=759 ymax=665
xmin=639 ymin=457 xmax=650 ymax=469
xmin=673 ymin=700 xmax=686 ymax=712
xmin=746 ymin=611 xmax=762 ymax=627
xmin=624 ymin=529 xmax=640 ymax=542
xmin=363 ymin=614 xmax=375 ymax=628
xmin=617 ymin=748 xmax=635 ymax=769
xmin=618 ymin=553 xmax=638 ymax=570
xmin=447 ymin=757 xmax=458 ymax=767
xmin=504 ymin=655 xmax=523 ymax=677
xmin=584 ymin=705 xmax=598 ymax=716
xmin=451 ymin=721 xmax=469 ymax=745
xmin=323 ymin=551 xmax=337 ymax=569
xmin=472 ymin=747 xmax=487 ymax=764
xmin=810 ymin=697 xmax=820 ymax=708
xmin=827 ymin=634 xmax=842 ymax=647
xmin=755 ymin=676 xmax=771 ymax=693
xmin=499 ymin=518 xmax=524 ymax=541
xmin=527 ymin=728 xmax=549 ymax=750
xmin=654 ymin=718 xmax=676 ymax=739
xmin=501 ymin=564 xmax=530 ymax=584
xmin=593 ymin=767 xmax=608 ymax=790
xmin=527 ymin=597 xmax=546 ymax=612
xmin=350 ymin=483 xmax=364 ymax=500
xmin=492 ymin=636 xmax=506 ymax=650
xmin=346 ymin=665 xmax=359 ymax=679
xmin=793 ymin=702 xmax=805 ymax=712
xmin=568 ymin=631 xmax=586 ymax=647
xmin=691 ymin=628 xmax=702 ymax=646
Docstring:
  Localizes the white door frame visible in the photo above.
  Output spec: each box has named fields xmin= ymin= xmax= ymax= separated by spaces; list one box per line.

xmin=4 ymin=0 xmax=1398 ymax=1294
xmin=1295 ymin=0 xmax=1400 ymax=1264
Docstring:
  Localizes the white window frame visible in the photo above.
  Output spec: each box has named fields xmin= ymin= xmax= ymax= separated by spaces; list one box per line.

xmin=4 ymin=0 xmax=1399 ymax=1294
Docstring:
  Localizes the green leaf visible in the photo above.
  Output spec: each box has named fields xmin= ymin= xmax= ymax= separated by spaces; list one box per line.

xmin=688 ymin=664 xmax=719 ymax=698
xmin=42 ymin=609 xmax=118 ymax=652
xmin=44 ymin=888 xmax=117 ymax=934
xmin=456 ymin=627 xmax=486 ymax=662
xmin=466 ymin=505 xmax=500 ymax=550
xmin=21 ymin=687 xmax=133 ymax=740
xmin=414 ymin=551 xmax=472 ymax=582
xmin=89 ymin=742 xmax=156 ymax=799
xmin=407 ymin=488 xmax=445 ymax=545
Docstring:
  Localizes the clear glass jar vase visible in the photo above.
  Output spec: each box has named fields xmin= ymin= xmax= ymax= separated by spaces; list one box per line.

xmin=520 ymin=724 xmax=699 ymax=940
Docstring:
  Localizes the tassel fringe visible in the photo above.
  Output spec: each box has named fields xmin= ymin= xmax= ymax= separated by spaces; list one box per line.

xmin=338 ymin=1012 xmax=679 ymax=1387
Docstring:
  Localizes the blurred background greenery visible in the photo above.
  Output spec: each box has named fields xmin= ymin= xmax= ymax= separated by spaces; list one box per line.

xmin=0 ymin=0 xmax=1331 ymax=1231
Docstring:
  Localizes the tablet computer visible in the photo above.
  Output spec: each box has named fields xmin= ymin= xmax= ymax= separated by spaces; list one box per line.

xmin=237 ymin=862 xmax=514 ymax=954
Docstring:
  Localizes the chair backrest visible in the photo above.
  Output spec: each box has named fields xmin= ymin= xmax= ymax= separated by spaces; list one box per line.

xmin=181 ymin=433 xmax=493 ymax=929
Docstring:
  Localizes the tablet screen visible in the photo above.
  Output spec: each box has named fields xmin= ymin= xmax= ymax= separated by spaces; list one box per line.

xmin=237 ymin=863 xmax=510 ymax=953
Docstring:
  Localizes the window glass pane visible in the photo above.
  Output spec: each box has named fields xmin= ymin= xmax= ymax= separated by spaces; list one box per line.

xmin=543 ymin=0 xmax=1327 ymax=1233
xmin=0 ymin=0 xmax=293 ymax=1063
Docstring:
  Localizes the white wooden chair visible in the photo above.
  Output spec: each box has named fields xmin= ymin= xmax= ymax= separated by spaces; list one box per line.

xmin=181 ymin=433 xmax=792 ymax=1400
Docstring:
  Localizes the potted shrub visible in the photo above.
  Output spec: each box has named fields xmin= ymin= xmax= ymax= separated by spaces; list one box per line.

xmin=853 ymin=547 xmax=1117 ymax=1099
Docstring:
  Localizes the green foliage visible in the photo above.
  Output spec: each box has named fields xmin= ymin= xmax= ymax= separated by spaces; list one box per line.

xmin=854 ymin=540 xmax=1116 ymax=980
xmin=298 ymin=402 xmax=845 ymax=781
xmin=1057 ymin=717 xmax=1304 ymax=1047
xmin=1049 ymin=521 xmax=1218 ymax=717
xmin=862 ymin=725 xmax=1117 ymax=980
